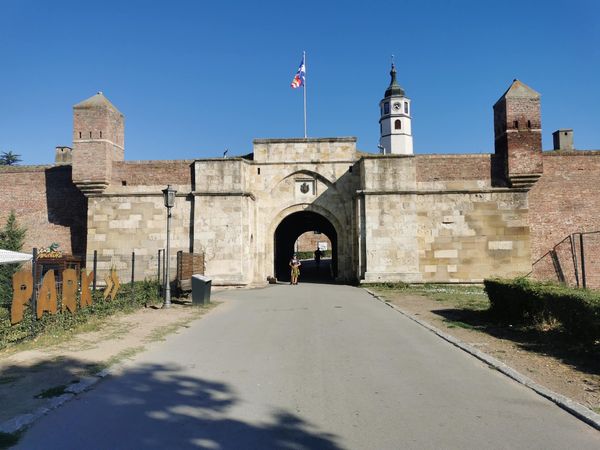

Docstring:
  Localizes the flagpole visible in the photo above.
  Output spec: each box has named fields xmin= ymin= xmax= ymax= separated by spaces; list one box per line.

xmin=303 ymin=50 xmax=307 ymax=138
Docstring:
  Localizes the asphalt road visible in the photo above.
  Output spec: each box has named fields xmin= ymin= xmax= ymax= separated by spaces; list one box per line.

xmin=16 ymin=283 xmax=600 ymax=449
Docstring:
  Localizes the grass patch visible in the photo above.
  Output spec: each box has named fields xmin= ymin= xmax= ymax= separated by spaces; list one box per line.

xmin=443 ymin=319 xmax=479 ymax=330
xmin=145 ymin=305 xmax=213 ymax=343
xmin=593 ymin=407 xmax=600 ymax=414
xmin=0 ymin=376 xmax=18 ymax=385
xmin=367 ymin=283 xmax=489 ymax=311
xmin=34 ymin=384 xmax=69 ymax=399
xmin=0 ymin=431 xmax=22 ymax=449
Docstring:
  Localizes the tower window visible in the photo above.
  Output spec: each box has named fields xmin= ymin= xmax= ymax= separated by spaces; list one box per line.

xmin=79 ymin=132 xmax=82 ymax=139
xmin=100 ymin=131 xmax=103 ymax=138
xmin=257 ymin=168 xmax=261 ymax=175
xmin=527 ymin=120 xmax=531 ymax=129
xmin=89 ymin=131 xmax=92 ymax=138
xmin=395 ymin=119 xmax=401 ymax=130
xmin=404 ymin=102 xmax=409 ymax=114
xmin=513 ymin=120 xmax=519 ymax=129
xmin=384 ymin=102 xmax=390 ymax=114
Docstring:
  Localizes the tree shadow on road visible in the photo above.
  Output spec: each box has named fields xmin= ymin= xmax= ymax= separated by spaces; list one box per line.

xmin=12 ymin=361 xmax=343 ymax=449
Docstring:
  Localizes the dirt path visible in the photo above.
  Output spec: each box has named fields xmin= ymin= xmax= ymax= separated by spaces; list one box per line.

xmin=0 ymin=302 xmax=216 ymax=425
xmin=377 ymin=291 xmax=600 ymax=413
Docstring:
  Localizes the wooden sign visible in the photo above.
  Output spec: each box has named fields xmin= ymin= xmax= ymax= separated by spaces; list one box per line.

xmin=10 ymin=269 xmax=98 ymax=325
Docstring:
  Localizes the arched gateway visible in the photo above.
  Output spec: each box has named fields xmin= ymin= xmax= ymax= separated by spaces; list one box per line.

xmin=274 ymin=210 xmax=338 ymax=282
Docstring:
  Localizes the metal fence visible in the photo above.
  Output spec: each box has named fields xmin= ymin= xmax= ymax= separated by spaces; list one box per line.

xmin=1 ymin=248 xmax=205 ymax=310
xmin=531 ymin=231 xmax=600 ymax=289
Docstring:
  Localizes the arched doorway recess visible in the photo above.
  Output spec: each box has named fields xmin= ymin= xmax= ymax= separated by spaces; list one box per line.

xmin=274 ymin=210 xmax=337 ymax=282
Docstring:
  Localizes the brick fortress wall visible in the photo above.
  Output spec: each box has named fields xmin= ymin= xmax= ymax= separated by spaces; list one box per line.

xmin=0 ymin=165 xmax=87 ymax=256
xmin=529 ymin=151 xmax=600 ymax=287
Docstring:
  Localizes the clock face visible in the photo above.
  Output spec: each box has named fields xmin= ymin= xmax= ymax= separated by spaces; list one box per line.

xmin=393 ymin=102 xmax=401 ymax=111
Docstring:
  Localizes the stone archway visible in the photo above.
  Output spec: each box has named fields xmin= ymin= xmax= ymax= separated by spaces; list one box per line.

xmin=273 ymin=210 xmax=338 ymax=282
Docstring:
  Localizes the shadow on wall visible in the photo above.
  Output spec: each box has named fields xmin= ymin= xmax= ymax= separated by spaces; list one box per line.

xmin=44 ymin=166 xmax=87 ymax=256
xmin=11 ymin=359 xmax=343 ymax=449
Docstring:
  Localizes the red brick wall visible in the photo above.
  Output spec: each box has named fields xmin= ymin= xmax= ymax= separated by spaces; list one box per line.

xmin=529 ymin=151 xmax=600 ymax=263
xmin=0 ymin=165 xmax=87 ymax=256
xmin=111 ymin=160 xmax=194 ymax=186
xmin=416 ymin=154 xmax=491 ymax=182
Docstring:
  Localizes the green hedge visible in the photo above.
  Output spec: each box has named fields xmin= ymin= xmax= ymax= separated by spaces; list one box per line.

xmin=484 ymin=277 xmax=600 ymax=341
xmin=295 ymin=250 xmax=332 ymax=260
xmin=0 ymin=280 xmax=161 ymax=350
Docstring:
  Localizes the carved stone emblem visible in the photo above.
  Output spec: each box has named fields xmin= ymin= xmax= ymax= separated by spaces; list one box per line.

xmin=300 ymin=182 xmax=310 ymax=194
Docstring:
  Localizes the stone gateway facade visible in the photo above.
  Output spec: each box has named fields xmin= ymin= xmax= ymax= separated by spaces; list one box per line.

xmin=2 ymin=73 xmax=599 ymax=287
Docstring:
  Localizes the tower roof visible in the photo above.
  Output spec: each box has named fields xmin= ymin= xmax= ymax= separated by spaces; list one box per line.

xmin=74 ymin=91 xmax=122 ymax=113
xmin=498 ymin=79 xmax=540 ymax=101
xmin=384 ymin=63 xmax=405 ymax=98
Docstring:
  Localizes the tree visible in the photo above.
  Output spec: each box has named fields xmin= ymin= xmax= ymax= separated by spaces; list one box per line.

xmin=0 ymin=151 xmax=22 ymax=166
xmin=0 ymin=211 xmax=27 ymax=306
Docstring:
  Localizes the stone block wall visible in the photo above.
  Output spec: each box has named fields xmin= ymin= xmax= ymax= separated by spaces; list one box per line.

xmin=416 ymin=192 xmax=530 ymax=282
xmin=86 ymin=192 xmax=193 ymax=283
xmin=0 ymin=165 xmax=86 ymax=256
xmin=253 ymin=138 xmax=357 ymax=163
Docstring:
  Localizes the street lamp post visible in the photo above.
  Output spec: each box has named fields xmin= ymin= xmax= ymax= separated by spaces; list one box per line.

xmin=162 ymin=185 xmax=177 ymax=308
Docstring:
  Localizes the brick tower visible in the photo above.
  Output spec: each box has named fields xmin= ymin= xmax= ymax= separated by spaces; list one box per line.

xmin=493 ymin=80 xmax=543 ymax=188
xmin=72 ymin=92 xmax=124 ymax=195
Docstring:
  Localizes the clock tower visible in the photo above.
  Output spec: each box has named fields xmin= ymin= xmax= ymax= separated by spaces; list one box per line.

xmin=379 ymin=63 xmax=413 ymax=155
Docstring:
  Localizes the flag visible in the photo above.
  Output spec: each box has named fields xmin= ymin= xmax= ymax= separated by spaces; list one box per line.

xmin=290 ymin=55 xmax=305 ymax=89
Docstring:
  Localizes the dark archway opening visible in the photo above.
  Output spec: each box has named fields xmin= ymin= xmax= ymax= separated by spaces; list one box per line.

xmin=274 ymin=211 xmax=337 ymax=283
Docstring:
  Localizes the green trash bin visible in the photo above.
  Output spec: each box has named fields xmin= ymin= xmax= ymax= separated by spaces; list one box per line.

xmin=192 ymin=274 xmax=211 ymax=305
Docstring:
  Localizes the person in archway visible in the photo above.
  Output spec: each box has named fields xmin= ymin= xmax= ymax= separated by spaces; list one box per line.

xmin=289 ymin=253 xmax=301 ymax=285
xmin=314 ymin=247 xmax=322 ymax=269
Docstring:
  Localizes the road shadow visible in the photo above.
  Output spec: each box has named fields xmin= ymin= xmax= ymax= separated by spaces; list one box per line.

xmin=431 ymin=308 xmax=600 ymax=377
xmin=12 ymin=360 xmax=343 ymax=449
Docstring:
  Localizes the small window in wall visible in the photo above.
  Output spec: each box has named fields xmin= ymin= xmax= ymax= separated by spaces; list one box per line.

xmin=79 ymin=132 xmax=82 ymax=139
xmin=349 ymin=165 xmax=353 ymax=173
xmin=89 ymin=131 xmax=92 ymax=138
xmin=527 ymin=120 xmax=531 ymax=129
xmin=257 ymin=167 xmax=261 ymax=175
xmin=100 ymin=131 xmax=103 ymax=138
xmin=404 ymin=102 xmax=409 ymax=114
xmin=513 ymin=120 xmax=519 ymax=129
xmin=121 ymin=180 xmax=127 ymax=186
xmin=395 ymin=119 xmax=401 ymax=130
xmin=384 ymin=102 xmax=390 ymax=114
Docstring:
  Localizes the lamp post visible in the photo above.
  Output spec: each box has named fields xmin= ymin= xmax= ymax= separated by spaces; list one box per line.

xmin=162 ymin=185 xmax=177 ymax=308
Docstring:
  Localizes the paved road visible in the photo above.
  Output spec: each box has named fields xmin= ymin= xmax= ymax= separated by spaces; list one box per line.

xmin=16 ymin=284 xmax=600 ymax=449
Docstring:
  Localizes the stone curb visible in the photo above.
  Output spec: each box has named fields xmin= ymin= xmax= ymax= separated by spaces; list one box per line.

xmin=364 ymin=288 xmax=600 ymax=432
xmin=0 ymin=365 xmax=120 ymax=435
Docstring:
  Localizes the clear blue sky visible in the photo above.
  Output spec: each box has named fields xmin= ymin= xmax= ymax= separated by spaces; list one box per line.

xmin=1 ymin=0 xmax=598 ymax=165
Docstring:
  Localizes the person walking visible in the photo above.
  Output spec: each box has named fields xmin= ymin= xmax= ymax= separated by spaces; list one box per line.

xmin=314 ymin=248 xmax=322 ymax=269
xmin=289 ymin=253 xmax=301 ymax=285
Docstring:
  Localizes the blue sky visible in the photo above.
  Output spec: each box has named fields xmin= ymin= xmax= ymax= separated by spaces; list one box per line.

xmin=1 ymin=0 xmax=598 ymax=165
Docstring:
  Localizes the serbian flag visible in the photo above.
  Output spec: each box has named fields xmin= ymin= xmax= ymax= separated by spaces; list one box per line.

xmin=290 ymin=55 xmax=305 ymax=89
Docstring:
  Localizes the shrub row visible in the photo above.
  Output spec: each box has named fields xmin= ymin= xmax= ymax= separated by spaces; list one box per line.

xmin=0 ymin=280 xmax=161 ymax=350
xmin=484 ymin=277 xmax=600 ymax=341
xmin=295 ymin=250 xmax=332 ymax=260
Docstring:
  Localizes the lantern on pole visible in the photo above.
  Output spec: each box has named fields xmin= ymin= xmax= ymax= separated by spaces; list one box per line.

xmin=162 ymin=185 xmax=177 ymax=308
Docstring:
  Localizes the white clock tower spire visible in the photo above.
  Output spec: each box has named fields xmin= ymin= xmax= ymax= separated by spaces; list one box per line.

xmin=379 ymin=62 xmax=413 ymax=155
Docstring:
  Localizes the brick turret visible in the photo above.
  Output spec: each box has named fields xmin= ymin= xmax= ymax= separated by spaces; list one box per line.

xmin=72 ymin=92 xmax=124 ymax=195
xmin=493 ymin=80 xmax=543 ymax=188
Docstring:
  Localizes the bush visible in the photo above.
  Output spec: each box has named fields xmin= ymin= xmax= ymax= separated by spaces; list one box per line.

xmin=0 ymin=279 xmax=161 ymax=350
xmin=484 ymin=277 xmax=600 ymax=341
